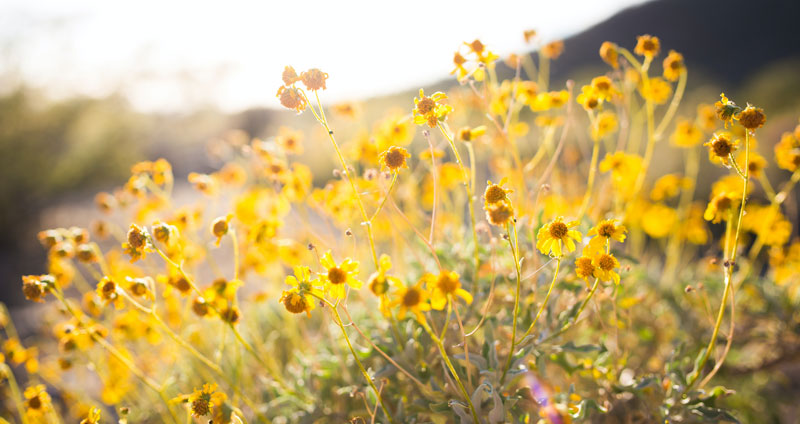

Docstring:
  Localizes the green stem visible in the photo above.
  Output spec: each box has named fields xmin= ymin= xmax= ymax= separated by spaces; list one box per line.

xmin=500 ymin=222 xmax=523 ymax=385
xmin=516 ymin=258 xmax=562 ymax=345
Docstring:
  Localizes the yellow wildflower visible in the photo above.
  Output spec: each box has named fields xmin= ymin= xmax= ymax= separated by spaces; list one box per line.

xmin=426 ymin=270 xmax=473 ymax=310
xmin=634 ymin=34 xmax=660 ymax=58
xmin=378 ymin=146 xmax=411 ymax=172
xmin=390 ymin=279 xmax=431 ymax=323
xmin=537 ymin=217 xmax=582 ymax=257
xmin=412 ymin=89 xmax=452 ymax=128
xmin=319 ymin=251 xmax=362 ymax=299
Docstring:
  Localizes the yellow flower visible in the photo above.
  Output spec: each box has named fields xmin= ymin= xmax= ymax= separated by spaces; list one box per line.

xmin=775 ymin=130 xmax=800 ymax=172
xmin=21 ymin=274 xmax=53 ymax=303
xmin=536 ymin=217 xmax=582 ymax=257
xmin=587 ymin=219 xmax=627 ymax=251
xmin=485 ymin=201 xmax=515 ymax=227
xmin=275 ymin=126 xmax=304 ymax=155
xmin=575 ymin=256 xmax=596 ymax=284
xmin=704 ymin=132 xmax=739 ymax=167
xmin=96 ymin=277 xmax=124 ymax=309
xmin=276 ymin=85 xmax=307 ymax=113
xmin=738 ymin=104 xmax=766 ymax=130
xmin=671 ymin=119 xmax=703 ymax=147
xmin=122 ymin=223 xmax=150 ymax=262
xmin=650 ymin=174 xmax=691 ymax=201
xmin=374 ymin=113 xmax=414 ymax=148
xmin=211 ymin=214 xmax=233 ymax=246
xmin=577 ymin=85 xmax=601 ymax=110
xmin=599 ymin=41 xmax=619 ymax=69
xmin=681 ymin=203 xmax=709 ymax=245
xmin=280 ymin=266 xmax=323 ymax=317
xmin=24 ymin=384 xmax=52 ymax=419
xmin=378 ymin=146 xmax=411 ymax=172
xmin=300 ymin=68 xmax=328 ymax=91
xmin=390 ymin=279 xmax=431 ymax=323
xmin=737 ymin=150 xmax=767 ymax=178
xmin=592 ymin=253 xmax=621 ymax=285
xmin=542 ymin=40 xmax=564 ymax=59
xmin=742 ymin=204 xmax=792 ymax=247
xmin=80 ymin=407 xmax=101 ymax=424
xmin=457 ymin=125 xmax=487 ymax=142
xmin=714 ymin=93 xmax=741 ymax=128
xmin=641 ymin=203 xmax=677 ymax=239
xmin=634 ymin=34 xmax=660 ymax=58
xmin=188 ymin=383 xmax=226 ymax=417
xmin=639 ymin=77 xmax=672 ymax=104
xmin=591 ymin=111 xmax=618 ymax=141
xmin=412 ymin=89 xmax=452 ymax=128
xmin=484 ymin=178 xmax=512 ymax=206
xmin=703 ymin=192 xmax=738 ymax=224
xmin=662 ymin=50 xmax=685 ymax=81
xmin=319 ymin=251 xmax=362 ymax=299
xmin=426 ymin=270 xmax=473 ymax=310
xmin=368 ymin=255 xmax=402 ymax=316
xmin=600 ymin=151 xmax=642 ymax=195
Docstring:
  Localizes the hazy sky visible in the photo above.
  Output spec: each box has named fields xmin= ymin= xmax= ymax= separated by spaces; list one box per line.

xmin=1 ymin=0 xmax=648 ymax=113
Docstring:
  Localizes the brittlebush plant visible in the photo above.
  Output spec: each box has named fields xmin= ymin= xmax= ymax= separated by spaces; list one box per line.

xmin=2 ymin=32 xmax=800 ymax=424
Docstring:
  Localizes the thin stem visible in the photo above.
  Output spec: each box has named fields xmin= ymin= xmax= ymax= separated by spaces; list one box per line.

xmin=516 ymin=258 xmax=562 ymax=345
xmin=316 ymin=296 xmax=394 ymax=423
xmin=304 ymin=89 xmax=380 ymax=270
xmin=438 ymin=123 xmax=479 ymax=274
xmin=654 ymin=70 xmax=688 ymax=140
xmin=340 ymin=305 xmax=426 ymax=389
xmin=420 ymin=321 xmax=481 ymax=423
xmin=370 ymin=173 xmax=398 ymax=222
xmin=578 ymin=142 xmax=601 ymax=220
xmin=50 ymin=289 xmax=180 ymax=424
xmin=500 ymin=222 xmax=523 ymax=385
xmin=686 ymin=130 xmax=750 ymax=390
xmin=1 ymin=363 xmax=29 ymax=424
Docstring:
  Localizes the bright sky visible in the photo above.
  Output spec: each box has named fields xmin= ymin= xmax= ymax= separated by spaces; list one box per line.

xmin=0 ymin=0 xmax=648 ymax=113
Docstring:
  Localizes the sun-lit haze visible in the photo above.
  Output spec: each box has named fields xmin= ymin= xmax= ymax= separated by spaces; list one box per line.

xmin=0 ymin=0 xmax=648 ymax=113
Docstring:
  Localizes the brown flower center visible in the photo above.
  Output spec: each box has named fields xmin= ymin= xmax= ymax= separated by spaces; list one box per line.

xmin=416 ymin=97 xmax=435 ymax=115
xmin=485 ymin=185 xmax=506 ymax=204
xmin=598 ymin=254 xmax=616 ymax=271
xmin=711 ymin=138 xmax=733 ymax=157
xmin=436 ymin=273 xmax=460 ymax=294
xmin=328 ymin=267 xmax=347 ymax=285
xmin=549 ymin=221 xmax=569 ymax=239
xmin=283 ymin=292 xmax=309 ymax=314
xmin=384 ymin=149 xmax=406 ymax=170
xmin=27 ymin=396 xmax=42 ymax=410
xmin=598 ymin=223 xmax=615 ymax=238
xmin=402 ymin=287 xmax=421 ymax=307
xmin=576 ymin=257 xmax=595 ymax=278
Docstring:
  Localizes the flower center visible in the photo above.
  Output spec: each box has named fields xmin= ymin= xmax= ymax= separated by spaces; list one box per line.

xmin=712 ymin=138 xmax=732 ymax=156
xmin=598 ymin=223 xmax=615 ymax=238
xmin=576 ymin=257 xmax=595 ymax=277
xmin=549 ymin=222 xmax=568 ymax=239
xmin=283 ymin=292 xmax=309 ymax=314
xmin=598 ymin=254 xmax=616 ymax=271
xmin=328 ymin=267 xmax=347 ymax=285
xmin=436 ymin=273 xmax=459 ymax=294
xmin=416 ymin=98 xmax=435 ymax=115
xmin=402 ymin=288 xmax=421 ymax=307
xmin=28 ymin=396 xmax=42 ymax=410
xmin=485 ymin=185 xmax=506 ymax=204
xmin=384 ymin=149 xmax=406 ymax=169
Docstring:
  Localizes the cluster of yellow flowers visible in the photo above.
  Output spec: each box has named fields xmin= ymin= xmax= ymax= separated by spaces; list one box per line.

xmin=2 ymin=30 xmax=800 ymax=423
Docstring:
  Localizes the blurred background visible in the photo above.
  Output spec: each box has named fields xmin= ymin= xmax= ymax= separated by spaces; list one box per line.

xmin=2 ymin=0 xmax=800 ymax=309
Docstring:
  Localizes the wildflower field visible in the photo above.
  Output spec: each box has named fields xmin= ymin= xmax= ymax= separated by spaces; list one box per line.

xmin=3 ymin=33 xmax=800 ymax=423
